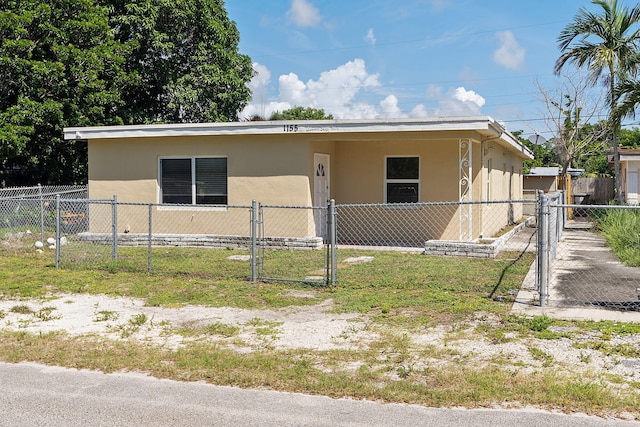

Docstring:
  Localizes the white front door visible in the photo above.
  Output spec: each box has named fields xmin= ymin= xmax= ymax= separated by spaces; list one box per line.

xmin=314 ymin=153 xmax=330 ymax=207
xmin=313 ymin=153 xmax=330 ymax=239
xmin=628 ymin=171 xmax=638 ymax=204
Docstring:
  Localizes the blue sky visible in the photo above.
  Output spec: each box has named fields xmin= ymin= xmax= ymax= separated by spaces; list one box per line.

xmin=226 ymin=0 xmax=606 ymax=137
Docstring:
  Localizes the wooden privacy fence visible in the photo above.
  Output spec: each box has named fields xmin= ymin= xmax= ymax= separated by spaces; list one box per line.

xmin=571 ymin=177 xmax=614 ymax=204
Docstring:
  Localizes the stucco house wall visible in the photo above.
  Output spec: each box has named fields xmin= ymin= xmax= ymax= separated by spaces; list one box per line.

xmin=619 ymin=149 xmax=640 ymax=204
xmin=65 ymin=117 xmax=532 ymax=245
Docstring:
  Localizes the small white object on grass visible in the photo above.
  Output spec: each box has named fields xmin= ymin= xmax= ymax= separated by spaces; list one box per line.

xmin=49 ymin=245 xmax=55 ymax=250
xmin=46 ymin=237 xmax=55 ymax=245
xmin=343 ymin=256 xmax=374 ymax=264
xmin=60 ymin=236 xmax=68 ymax=246
xmin=34 ymin=241 xmax=44 ymax=249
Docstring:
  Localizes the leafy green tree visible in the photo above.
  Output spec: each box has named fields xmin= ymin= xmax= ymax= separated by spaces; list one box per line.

xmin=554 ymin=0 xmax=640 ymax=201
xmin=618 ymin=127 xmax=640 ymax=147
xmin=269 ymin=106 xmax=334 ymax=121
xmin=99 ymin=0 xmax=254 ymax=123
xmin=0 ymin=0 xmax=254 ymax=185
xmin=0 ymin=0 xmax=129 ymax=185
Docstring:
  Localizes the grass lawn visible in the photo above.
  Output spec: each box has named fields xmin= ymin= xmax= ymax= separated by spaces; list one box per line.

xmin=0 ymin=237 xmax=638 ymax=418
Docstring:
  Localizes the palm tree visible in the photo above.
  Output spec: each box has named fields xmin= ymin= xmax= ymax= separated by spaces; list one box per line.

xmin=613 ymin=77 xmax=640 ymax=122
xmin=554 ymin=0 xmax=640 ymax=203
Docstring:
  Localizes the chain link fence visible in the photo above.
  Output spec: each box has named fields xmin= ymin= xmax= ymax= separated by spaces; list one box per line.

xmin=0 ymin=185 xmax=87 ymax=244
xmin=538 ymin=197 xmax=640 ymax=312
xmin=257 ymin=205 xmax=331 ymax=284
xmin=56 ymin=198 xmax=255 ymax=281
xmin=3 ymin=185 xmax=640 ymax=315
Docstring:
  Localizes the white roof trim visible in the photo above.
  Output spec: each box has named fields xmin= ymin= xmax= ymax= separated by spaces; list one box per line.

xmin=64 ymin=116 xmax=533 ymax=159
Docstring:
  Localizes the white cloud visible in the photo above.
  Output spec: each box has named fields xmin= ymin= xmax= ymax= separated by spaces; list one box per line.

xmin=493 ymin=31 xmax=525 ymax=70
xmin=379 ymin=95 xmax=406 ymax=118
xmin=240 ymin=59 xmax=383 ymax=119
xmin=417 ymin=85 xmax=486 ymax=116
xmin=364 ymin=28 xmax=376 ymax=46
xmin=239 ymin=60 xmax=488 ymax=120
xmin=287 ymin=0 xmax=322 ymax=28
xmin=453 ymin=87 xmax=485 ymax=107
xmin=247 ymin=63 xmax=271 ymax=99
xmin=410 ymin=104 xmax=429 ymax=118
xmin=438 ymin=87 xmax=485 ymax=115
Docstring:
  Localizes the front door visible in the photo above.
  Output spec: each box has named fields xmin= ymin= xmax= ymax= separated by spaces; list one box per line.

xmin=314 ymin=153 xmax=330 ymax=207
xmin=313 ymin=153 xmax=330 ymax=238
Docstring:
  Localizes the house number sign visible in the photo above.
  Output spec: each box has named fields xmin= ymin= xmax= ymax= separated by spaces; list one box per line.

xmin=283 ymin=124 xmax=299 ymax=132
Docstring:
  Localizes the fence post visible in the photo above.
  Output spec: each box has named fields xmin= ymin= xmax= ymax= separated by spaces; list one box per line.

xmin=148 ymin=204 xmax=153 ymax=273
xmin=328 ymin=199 xmax=337 ymax=286
xmin=250 ymin=200 xmax=258 ymax=283
xmin=537 ymin=191 xmax=549 ymax=307
xmin=38 ymin=184 xmax=44 ymax=244
xmin=55 ymin=194 xmax=61 ymax=269
xmin=112 ymin=195 xmax=118 ymax=262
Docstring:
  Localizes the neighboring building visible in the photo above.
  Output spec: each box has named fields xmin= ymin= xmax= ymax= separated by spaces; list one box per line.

xmin=618 ymin=148 xmax=640 ymax=204
xmin=524 ymin=167 xmax=562 ymax=193
xmin=64 ymin=116 xmax=532 ymax=245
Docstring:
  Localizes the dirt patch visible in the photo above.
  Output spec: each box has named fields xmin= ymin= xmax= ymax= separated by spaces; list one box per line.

xmin=0 ymin=293 xmax=639 ymax=408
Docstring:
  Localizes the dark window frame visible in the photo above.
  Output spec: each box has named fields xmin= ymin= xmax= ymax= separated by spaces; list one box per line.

xmin=385 ymin=156 xmax=420 ymax=203
xmin=159 ymin=157 xmax=227 ymax=205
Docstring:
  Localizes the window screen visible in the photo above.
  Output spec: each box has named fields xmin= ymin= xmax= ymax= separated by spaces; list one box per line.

xmin=161 ymin=158 xmax=192 ymax=204
xmin=195 ymin=158 xmax=227 ymax=204
xmin=161 ymin=157 xmax=227 ymax=205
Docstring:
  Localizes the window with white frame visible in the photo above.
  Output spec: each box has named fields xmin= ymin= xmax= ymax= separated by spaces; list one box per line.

xmin=385 ymin=156 xmax=419 ymax=203
xmin=160 ymin=157 xmax=227 ymax=205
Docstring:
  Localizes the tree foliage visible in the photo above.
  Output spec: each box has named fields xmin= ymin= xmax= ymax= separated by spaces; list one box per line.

xmin=0 ymin=0 xmax=129 ymax=185
xmin=98 ymin=0 xmax=253 ymax=124
xmin=0 ymin=0 xmax=253 ymax=185
xmin=269 ymin=106 xmax=334 ymax=121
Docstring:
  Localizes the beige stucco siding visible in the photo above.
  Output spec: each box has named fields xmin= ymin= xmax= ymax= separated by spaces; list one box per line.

xmin=88 ymin=135 xmax=316 ymax=236
xmin=83 ymin=125 xmax=529 ymax=242
xmin=89 ymin=135 xmax=313 ymax=206
xmin=332 ymin=138 xmax=460 ymax=204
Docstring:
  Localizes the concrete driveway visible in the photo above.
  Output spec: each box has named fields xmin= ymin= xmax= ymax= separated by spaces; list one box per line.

xmin=513 ymin=221 xmax=640 ymax=322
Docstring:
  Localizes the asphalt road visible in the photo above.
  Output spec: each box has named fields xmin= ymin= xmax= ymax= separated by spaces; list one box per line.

xmin=0 ymin=362 xmax=635 ymax=426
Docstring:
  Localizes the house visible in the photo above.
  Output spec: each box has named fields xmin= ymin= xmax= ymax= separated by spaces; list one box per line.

xmin=618 ymin=148 xmax=640 ymax=204
xmin=63 ymin=116 xmax=533 ymax=246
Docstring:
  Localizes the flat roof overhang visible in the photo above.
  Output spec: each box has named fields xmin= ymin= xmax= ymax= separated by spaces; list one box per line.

xmin=64 ymin=116 xmax=533 ymax=159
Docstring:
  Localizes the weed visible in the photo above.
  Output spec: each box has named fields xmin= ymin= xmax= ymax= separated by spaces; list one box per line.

xmin=93 ymin=310 xmax=119 ymax=322
xmin=202 ymin=322 xmax=239 ymax=338
xmin=528 ymin=315 xmax=554 ymax=332
xmin=246 ymin=318 xmax=282 ymax=341
xmin=574 ymin=341 xmax=640 ymax=358
xmin=0 ymin=310 xmax=5 ymax=319
xmin=130 ymin=313 xmax=148 ymax=327
xmin=110 ymin=313 xmax=149 ymax=338
xmin=396 ymin=363 xmax=414 ymax=379
xmin=528 ymin=346 xmax=555 ymax=367
xmin=34 ymin=306 xmax=61 ymax=322
xmin=10 ymin=304 xmax=34 ymax=315
xmin=578 ymin=351 xmax=592 ymax=364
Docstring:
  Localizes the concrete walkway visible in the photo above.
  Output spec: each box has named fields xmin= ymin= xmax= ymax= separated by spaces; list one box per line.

xmin=512 ymin=222 xmax=640 ymax=323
